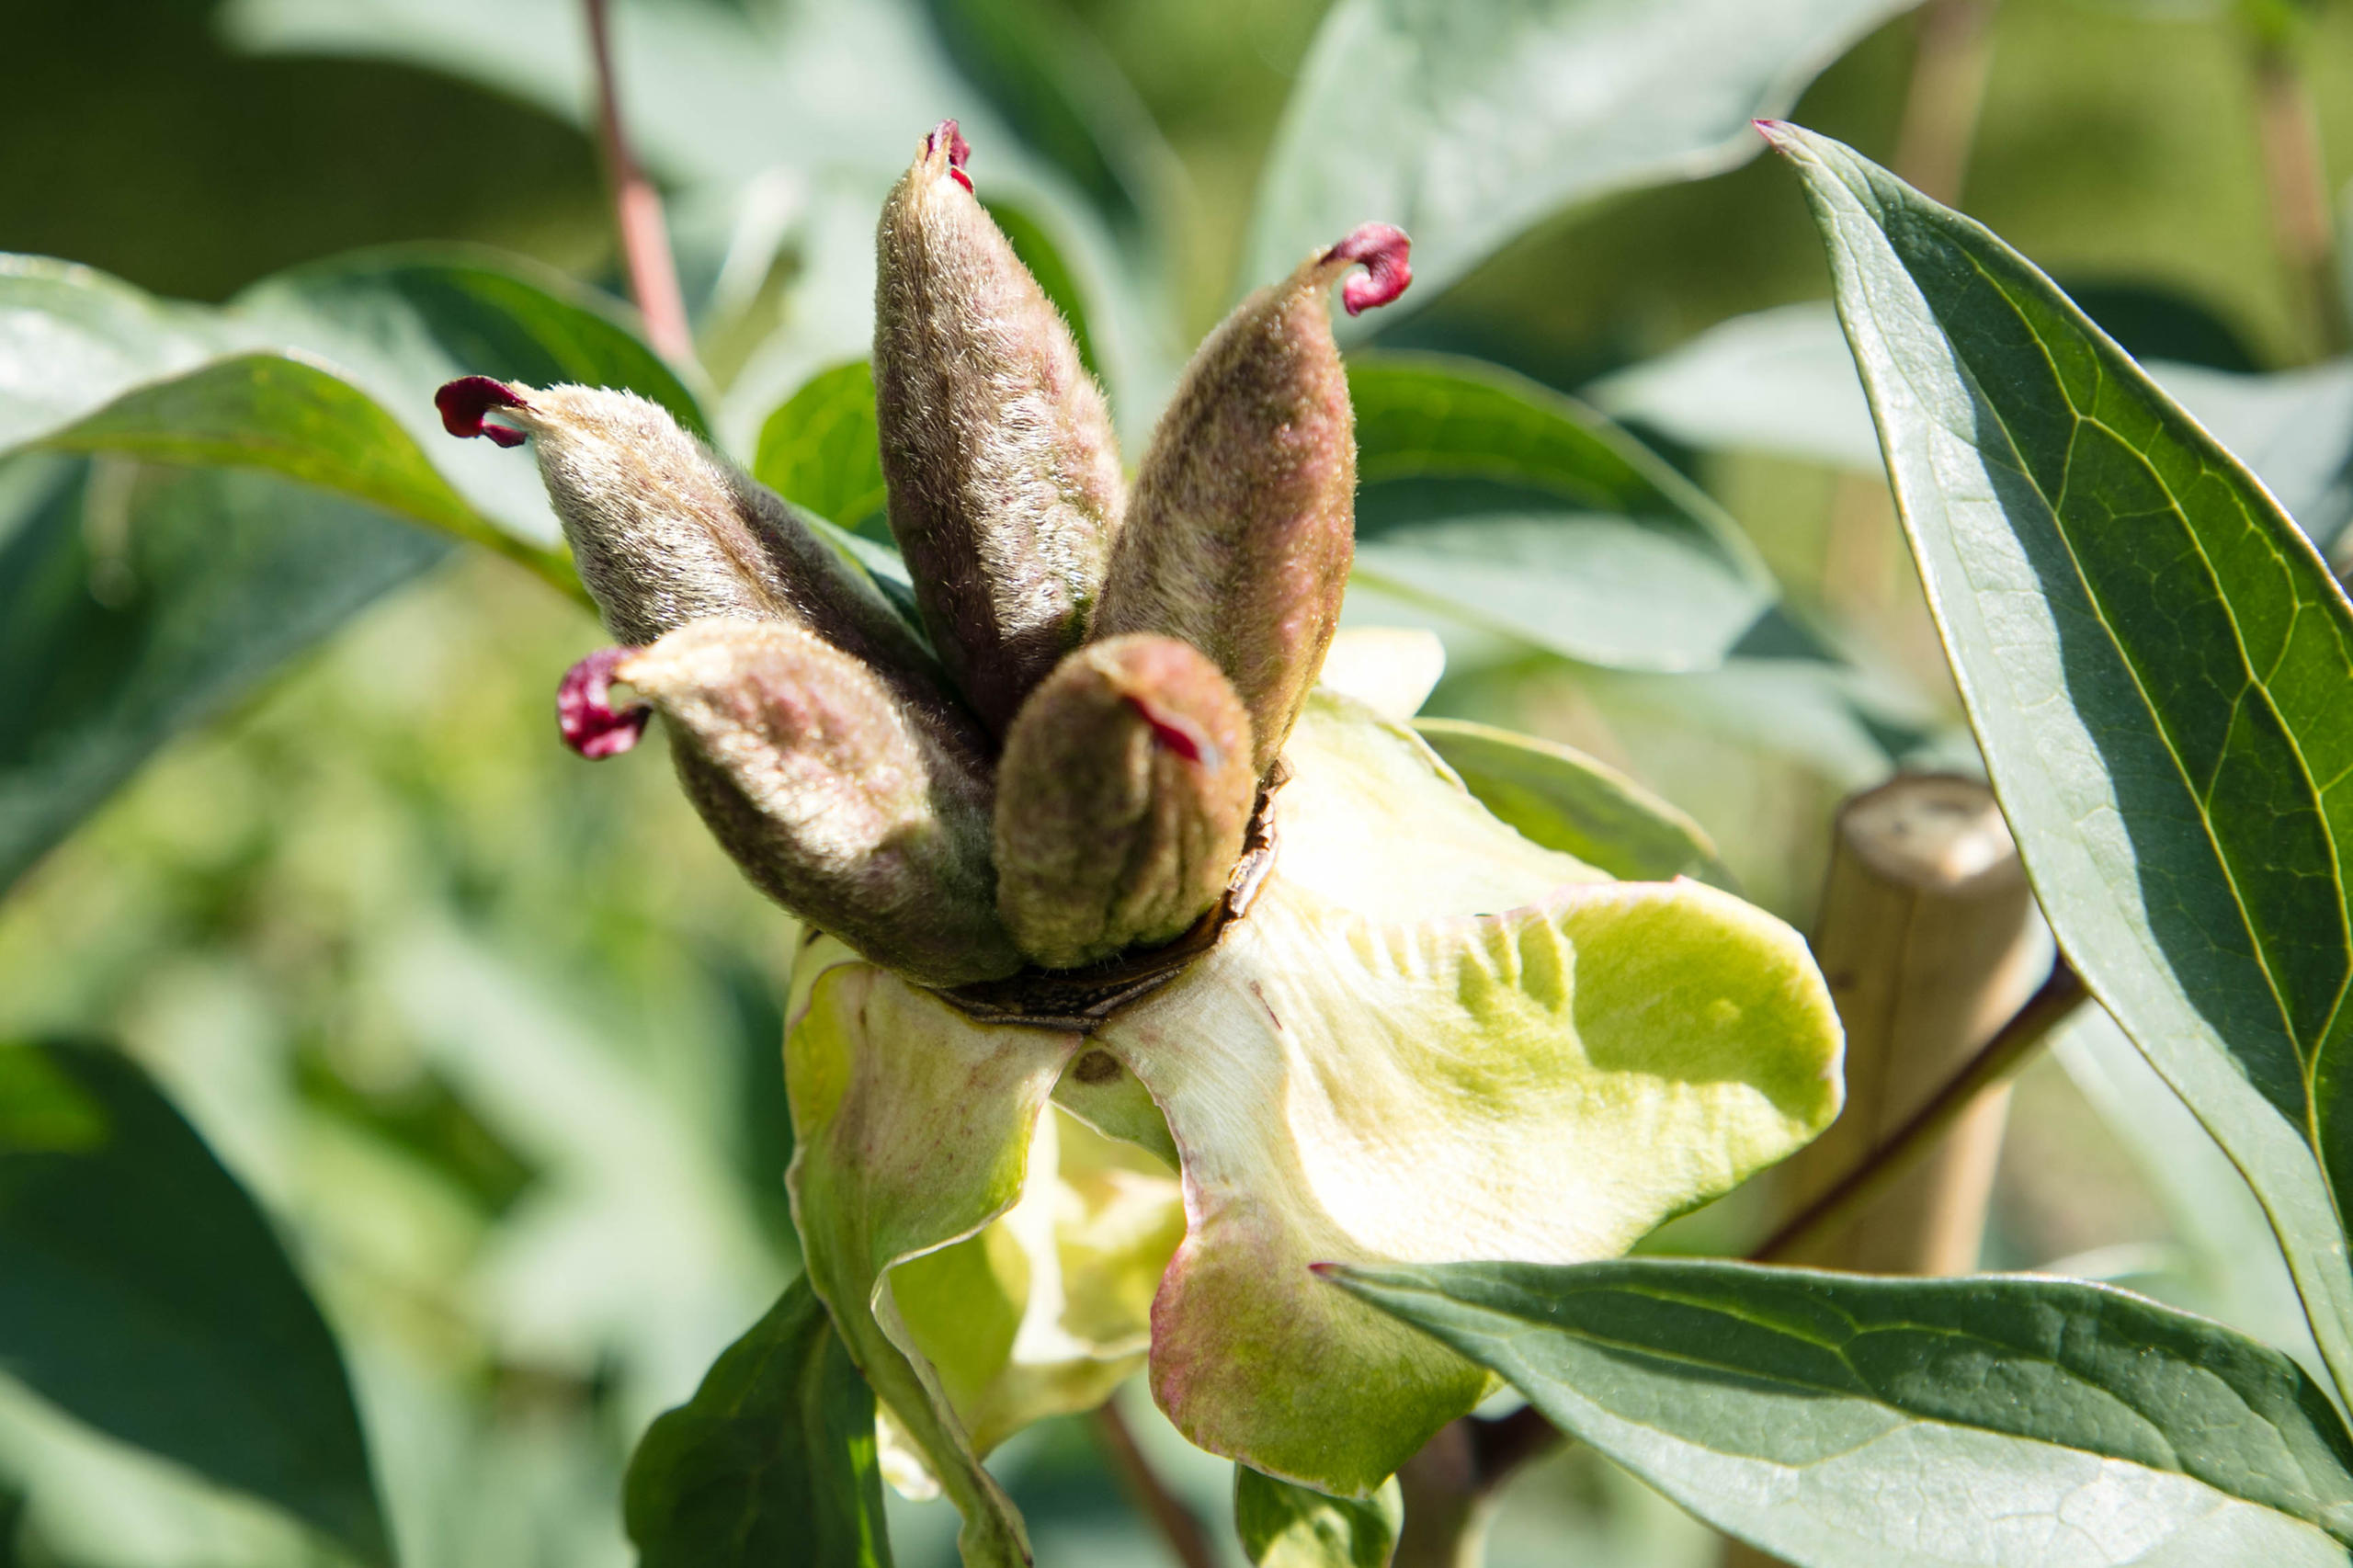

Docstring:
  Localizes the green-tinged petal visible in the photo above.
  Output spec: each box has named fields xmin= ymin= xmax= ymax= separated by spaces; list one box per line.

xmin=892 ymin=1108 xmax=1185 ymax=1456
xmin=1271 ymin=693 xmax=1607 ymax=919
xmin=1096 ymin=697 xmax=1843 ymax=1494
xmin=1315 ymin=627 xmax=1447 ymax=722
xmin=1234 ymin=1467 xmax=1404 ymax=1568
xmin=784 ymin=942 xmax=1078 ymax=1568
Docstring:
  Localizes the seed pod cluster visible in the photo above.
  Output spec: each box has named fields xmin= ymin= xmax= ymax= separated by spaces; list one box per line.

xmin=438 ymin=121 xmax=1409 ymax=987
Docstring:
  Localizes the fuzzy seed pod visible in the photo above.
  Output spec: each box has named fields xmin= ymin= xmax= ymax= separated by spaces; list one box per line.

xmin=606 ymin=619 xmax=1024 ymax=988
xmin=993 ymin=634 xmax=1256 ymax=971
xmin=871 ymin=120 xmax=1126 ymax=735
xmin=438 ymin=378 xmax=946 ymax=704
xmin=1091 ymin=224 xmax=1411 ymax=777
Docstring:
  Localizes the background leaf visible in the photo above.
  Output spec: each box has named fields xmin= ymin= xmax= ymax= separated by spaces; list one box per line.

xmin=3 ymin=247 xmax=710 ymax=578
xmin=0 ymin=245 xmax=728 ymax=892
xmin=0 ymin=456 xmax=446 ymax=893
xmin=1233 ymin=1466 xmax=1401 ymax=1568
xmin=1415 ymin=716 xmax=1733 ymax=884
xmin=1243 ymin=0 xmax=1920 ymax=318
xmin=624 ymin=1276 xmax=891 ymax=1568
xmin=2051 ymin=1004 xmax=2325 ymax=1379
xmin=1592 ymin=300 xmax=2353 ymax=548
xmin=1768 ymin=120 xmax=2353 ymax=1404
xmin=752 ymin=359 xmax=889 ymax=536
xmin=1336 ymin=1259 xmax=2353 ymax=1568
xmin=1347 ymin=354 xmax=1776 ymax=669
xmin=0 ymin=1038 xmax=390 ymax=1563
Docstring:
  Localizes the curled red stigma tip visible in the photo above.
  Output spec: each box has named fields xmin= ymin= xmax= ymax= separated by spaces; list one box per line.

xmin=1123 ymin=693 xmax=1216 ymax=767
xmin=927 ymin=119 xmax=974 ymax=190
xmin=1324 ymin=222 xmax=1412 ymax=316
xmin=436 ymin=376 xmax=529 ymax=448
xmin=558 ymin=647 xmax=652 ymax=760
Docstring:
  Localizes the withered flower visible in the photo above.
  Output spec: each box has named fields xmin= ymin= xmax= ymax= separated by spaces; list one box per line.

xmin=441 ymin=121 xmax=1841 ymax=1568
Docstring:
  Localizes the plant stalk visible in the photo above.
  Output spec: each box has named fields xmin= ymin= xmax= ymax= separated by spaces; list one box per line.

xmin=1089 ymin=1399 xmax=1221 ymax=1568
xmin=1752 ymin=957 xmax=2085 ymax=1264
xmin=583 ymin=0 xmax=694 ymax=364
xmin=2251 ymin=38 xmax=2350 ymax=360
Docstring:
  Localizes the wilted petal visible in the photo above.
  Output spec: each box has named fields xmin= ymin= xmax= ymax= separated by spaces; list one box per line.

xmin=784 ymin=690 xmax=1842 ymax=1535
xmin=1090 ymin=696 xmax=1844 ymax=1493
xmin=785 ymin=948 xmax=1076 ymax=1568
xmin=892 ymin=1108 xmax=1185 ymax=1457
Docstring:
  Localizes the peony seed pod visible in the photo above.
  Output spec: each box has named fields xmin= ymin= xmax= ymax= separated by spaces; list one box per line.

xmin=871 ymin=120 xmax=1126 ymax=735
xmin=1090 ymin=223 xmax=1411 ymax=778
xmin=993 ymin=633 xmax=1256 ymax=971
xmin=601 ymin=618 xmax=1024 ymax=988
xmin=437 ymin=377 xmax=946 ymax=709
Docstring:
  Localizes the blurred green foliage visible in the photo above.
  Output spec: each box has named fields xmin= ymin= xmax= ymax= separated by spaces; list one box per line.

xmin=3 ymin=0 xmax=2352 ymax=1562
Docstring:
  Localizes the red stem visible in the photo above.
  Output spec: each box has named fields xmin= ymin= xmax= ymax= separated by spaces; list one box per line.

xmin=583 ymin=0 xmax=693 ymax=364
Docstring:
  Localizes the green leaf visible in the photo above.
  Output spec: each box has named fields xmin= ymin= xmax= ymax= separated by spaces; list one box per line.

xmin=2052 ymin=1004 xmax=2323 ymax=1378
xmin=1766 ymin=121 xmax=2353 ymax=1403
xmin=40 ymin=352 xmax=491 ymax=542
xmin=987 ymin=195 xmax=1103 ymax=382
xmin=0 ymin=457 xmax=446 ymax=893
xmin=0 ymin=1039 xmax=391 ymax=1563
xmin=1233 ymin=1467 xmax=1402 ymax=1568
xmin=752 ymin=359 xmax=889 ymax=534
xmin=1415 ymin=716 xmax=1733 ymax=885
xmin=1334 ymin=1258 xmax=2353 ymax=1568
xmin=1244 ymin=0 xmax=1919 ymax=314
xmin=1346 ymin=354 xmax=1775 ymax=669
xmin=2 ymin=247 xmax=712 ymax=587
xmin=624 ymin=1276 xmax=892 ymax=1568
xmin=0 ymin=246 xmax=716 ymax=891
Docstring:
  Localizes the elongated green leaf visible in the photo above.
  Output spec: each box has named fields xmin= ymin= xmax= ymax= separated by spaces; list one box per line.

xmin=0 ymin=247 xmax=718 ymax=892
xmin=3 ymin=247 xmax=710 ymax=582
xmin=234 ymin=246 xmax=709 ymax=532
xmin=1335 ymin=1258 xmax=2353 ymax=1568
xmin=41 ymin=352 xmax=487 ymax=540
xmin=0 ymin=1039 xmax=390 ymax=1563
xmin=2052 ymin=1004 xmax=2323 ymax=1378
xmin=752 ymin=359 xmax=888 ymax=534
xmin=1765 ymin=121 xmax=2353 ymax=1403
xmin=625 ymin=1276 xmax=892 ymax=1568
xmin=1415 ymin=717 xmax=1732 ymax=884
xmin=1245 ymin=0 xmax=1917 ymax=314
xmin=1233 ymin=1467 xmax=1401 ymax=1568
xmin=0 ymin=457 xmax=445 ymax=892
xmin=1347 ymin=355 xmax=1774 ymax=669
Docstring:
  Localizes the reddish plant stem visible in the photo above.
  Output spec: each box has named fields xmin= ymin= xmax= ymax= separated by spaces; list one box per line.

xmin=2252 ymin=40 xmax=2350 ymax=359
xmin=583 ymin=0 xmax=693 ymax=364
xmin=1891 ymin=0 xmax=1998 ymax=207
xmin=1752 ymin=960 xmax=2086 ymax=1264
xmin=1089 ymin=1400 xmax=1220 ymax=1568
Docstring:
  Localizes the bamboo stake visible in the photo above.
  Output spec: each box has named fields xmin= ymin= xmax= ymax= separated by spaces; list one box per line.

xmin=1723 ymin=773 xmax=2049 ymax=1568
